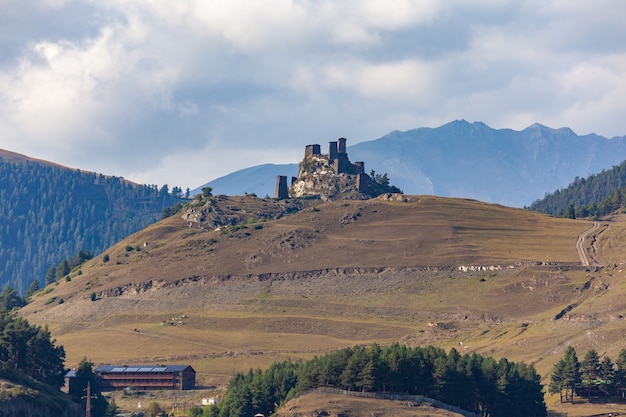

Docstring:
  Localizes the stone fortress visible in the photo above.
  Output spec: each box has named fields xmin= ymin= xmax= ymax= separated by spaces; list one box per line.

xmin=276 ymin=138 xmax=401 ymax=201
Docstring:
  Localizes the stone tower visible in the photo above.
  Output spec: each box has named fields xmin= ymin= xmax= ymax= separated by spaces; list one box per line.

xmin=275 ymin=175 xmax=288 ymax=199
xmin=338 ymin=137 xmax=347 ymax=154
xmin=329 ymin=141 xmax=338 ymax=161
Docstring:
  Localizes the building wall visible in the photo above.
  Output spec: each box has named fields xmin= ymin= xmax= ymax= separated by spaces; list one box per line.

xmin=96 ymin=369 xmax=196 ymax=391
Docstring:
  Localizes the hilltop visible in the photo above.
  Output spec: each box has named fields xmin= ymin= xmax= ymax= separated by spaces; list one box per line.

xmin=21 ymin=194 xmax=626 ymax=394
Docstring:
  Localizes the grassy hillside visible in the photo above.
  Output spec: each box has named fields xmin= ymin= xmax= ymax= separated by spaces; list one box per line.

xmin=0 ymin=149 xmax=184 ymax=293
xmin=19 ymin=194 xmax=626 ymax=414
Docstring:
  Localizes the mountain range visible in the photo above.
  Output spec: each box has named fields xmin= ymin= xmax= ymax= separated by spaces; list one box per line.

xmin=197 ymin=120 xmax=626 ymax=207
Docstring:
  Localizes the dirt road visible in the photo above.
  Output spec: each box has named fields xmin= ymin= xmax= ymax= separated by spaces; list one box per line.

xmin=576 ymin=222 xmax=607 ymax=266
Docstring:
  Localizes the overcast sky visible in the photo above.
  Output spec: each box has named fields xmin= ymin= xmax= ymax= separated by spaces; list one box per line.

xmin=1 ymin=1 xmax=625 ymax=190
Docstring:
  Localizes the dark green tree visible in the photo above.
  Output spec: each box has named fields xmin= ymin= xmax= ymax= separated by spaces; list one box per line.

xmin=599 ymin=356 xmax=615 ymax=396
xmin=56 ymin=259 xmax=70 ymax=282
xmin=580 ymin=349 xmax=601 ymax=398
xmin=0 ymin=286 xmax=25 ymax=311
xmin=550 ymin=346 xmax=581 ymax=403
xmin=615 ymin=348 xmax=626 ymax=399
xmin=24 ymin=324 xmax=66 ymax=388
xmin=45 ymin=265 xmax=57 ymax=286
xmin=69 ymin=357 xmax=110 ymax=417
xmin=0 ymin=312 xmax=65 ymax=389
xmin=70 ymin=250 xmax=92 ymax=269
xmin=25 ymin=279 xmax=39 ymax=298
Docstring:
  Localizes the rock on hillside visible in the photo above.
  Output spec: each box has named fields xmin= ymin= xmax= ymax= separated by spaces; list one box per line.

xmin=181 ymin=194 xmax=306 ymax=230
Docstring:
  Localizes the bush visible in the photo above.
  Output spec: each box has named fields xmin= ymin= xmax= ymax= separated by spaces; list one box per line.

xmin=90 ymin=292 xmax=97 ymax=302
xmin=103 ymin=254 xmax=110 ymax=263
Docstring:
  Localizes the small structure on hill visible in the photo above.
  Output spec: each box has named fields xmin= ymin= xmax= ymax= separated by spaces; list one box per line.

xmin=63 ymin=369 xmax=77 ymax=393
xmin=94 ymin=365 xmax=196 ymax=391
xmin=276 ymin=138 xmax=401 ymax=200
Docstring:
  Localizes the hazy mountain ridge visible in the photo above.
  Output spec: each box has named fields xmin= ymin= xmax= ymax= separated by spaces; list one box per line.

xmin=199 ymin=121 xmax=626 ymax=207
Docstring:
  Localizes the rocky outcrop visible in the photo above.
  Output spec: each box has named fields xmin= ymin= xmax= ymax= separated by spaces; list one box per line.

xmin=289 ymin=140 xmax=402 ymax=200
xmin=181 ymin=194 xmax=304 ymax=230
xmin=291 ymin=157 xmax=366 ymax=200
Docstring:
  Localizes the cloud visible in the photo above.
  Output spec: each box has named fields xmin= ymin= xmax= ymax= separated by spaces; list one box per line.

xmin=0 ymin=0 xmax=624 ymax=189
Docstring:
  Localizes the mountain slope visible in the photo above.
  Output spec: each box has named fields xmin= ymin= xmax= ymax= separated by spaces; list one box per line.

xmin=198 ymin=121 xmax=626 ymax=207
xmin=529 ymin=159 xmax=626 ymax=217
xmin=22 ymin=194 xmax=621 ymax=397
xmin=0 ymin=150 xmax=184 ymax=293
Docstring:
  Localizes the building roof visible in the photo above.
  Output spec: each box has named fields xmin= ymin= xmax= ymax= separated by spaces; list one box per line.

xmin=95 ymin=365 xmax=195 ymax=374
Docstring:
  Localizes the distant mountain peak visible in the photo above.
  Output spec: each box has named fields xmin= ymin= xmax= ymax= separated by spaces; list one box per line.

xmin=524 ymin=123 xmax=577 ymax=137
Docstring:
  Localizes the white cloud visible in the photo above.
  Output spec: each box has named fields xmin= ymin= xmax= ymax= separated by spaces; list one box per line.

xmin=0 ymin=0 xmax=624 ymax=188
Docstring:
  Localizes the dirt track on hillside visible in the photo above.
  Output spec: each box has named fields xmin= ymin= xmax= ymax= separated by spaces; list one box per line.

xmin=577 ymin=222 xmax=608 ymax=266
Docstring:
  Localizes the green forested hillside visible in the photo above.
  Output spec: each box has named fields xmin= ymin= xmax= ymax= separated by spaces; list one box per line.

xmin=215 ymin=344 xmax=546 ymax=417
xmin=528 ymin=160 xmax=626 ymax=217
xmin=0 ymin=158 xmax=184 ymax=294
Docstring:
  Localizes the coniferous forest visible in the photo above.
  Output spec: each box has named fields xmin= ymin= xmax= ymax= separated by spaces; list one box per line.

xmin=213 ymin=343 xmax=546 ymax=417
xmin=0 ymin=158 xmax=185 ymax=294
xmin=528 ymin=159 xmax=626 ymax=218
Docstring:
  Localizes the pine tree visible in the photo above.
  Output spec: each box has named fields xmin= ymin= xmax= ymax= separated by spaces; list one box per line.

xmin=580 ymin=349 xmax=601 ymax=398
xmin=615 ymin=349 xmax=626 ymax=399
xmin=599 ymin=356 xmax=615 ymax=397
xmin=550 ymin=346 xmax=581 ymax=403
xmin=56 ymin=259 xmax=70 ymax=282
xmin=45 ymin=265 xmax=56 ymax=286
xmin=0 ymin=285 xmax=25 ymax=311
xmin=25 ymin=279 xmax=39 ymax=298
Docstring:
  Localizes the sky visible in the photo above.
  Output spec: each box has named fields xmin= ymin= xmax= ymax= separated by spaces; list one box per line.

xmin=1 ymin=1 xmax=625 ymax=191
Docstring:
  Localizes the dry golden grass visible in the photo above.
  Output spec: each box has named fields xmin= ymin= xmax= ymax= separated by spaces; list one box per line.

xmin=276 ymin=392 xmax=468 ymax=417
xmin=20 ymin=195 xmax=626 ymax=415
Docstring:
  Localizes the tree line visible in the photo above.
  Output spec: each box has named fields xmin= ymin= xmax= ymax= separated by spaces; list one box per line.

xmin=0 ymin=302 xmax=117 ymax=416
xmin=0 ymin=158 xmax=186 ymax=294
xmin=549 ymin=346 xmax=626 ymax=402
xmin=207 ymin=343 xmax=546 ymax=417
xmin=528 ymin=159 xmax=626 ymax=218
xmin=0 ymin=309 xmax=65 ymax=390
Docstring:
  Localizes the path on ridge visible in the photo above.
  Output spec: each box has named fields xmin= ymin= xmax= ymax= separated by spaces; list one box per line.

xmin=576 ymin=222 xmax=607 ymax=267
